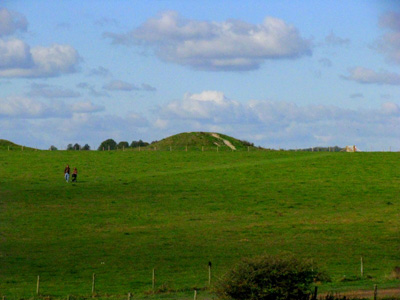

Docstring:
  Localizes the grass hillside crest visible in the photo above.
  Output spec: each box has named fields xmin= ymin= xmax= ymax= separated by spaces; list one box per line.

xmin=0 ymin=139 xmax=34 ymax=150
xmin=149 ymin=132 xmax=256 ymax=150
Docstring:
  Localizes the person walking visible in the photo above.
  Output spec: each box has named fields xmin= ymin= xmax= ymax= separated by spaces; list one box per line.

xmin=72 ymin=167 xmax=78 ymax=182
xmin=64 ymin=164 xmax=70 ymax=182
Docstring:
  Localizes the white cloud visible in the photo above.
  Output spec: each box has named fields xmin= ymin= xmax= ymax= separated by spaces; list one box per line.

xmin=27 ymin=83 xmax=81 ymax=99
xmin=0 ymin=41 xmax=80 ymax=78
xmin=88 ymin=66 xmax=112 ymax=77
xmin=324 ymin=32 xmax=350 ymax=47
xmin=0 ymin=97 xmax=103 ymax=119
xmin=376 ymin=11 xmax=400 ymax=64
xmin=0 ymin=38 xmax=33 ymax=69
xmin=0 ymin=8 xmax=27 ymax=37
xmin=103 ymin=80 xmax=156 ymax=92
xmin=349 ymin=93 xmax=364 ymax=99
xmin=342 ymin=67 xmax=400 ymax=85
xmin=104 ymin=11 xmax=312 ymax=71
xmin=77 ymin=82 xmax=109 ymax=97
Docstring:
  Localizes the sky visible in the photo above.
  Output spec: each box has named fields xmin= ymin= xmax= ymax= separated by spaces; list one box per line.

xmin=0 ymin=0 xmax=399 ymax=150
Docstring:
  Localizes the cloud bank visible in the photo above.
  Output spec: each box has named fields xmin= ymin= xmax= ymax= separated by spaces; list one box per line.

xmin=377 ymin=11 xmax=400 ymax=64
xmin=343 ymin=67 xmax=400 ymax=85
xmin=104 ymin=11 xmax=312 ymax=71
xmin=0 ymin=8 xmax=81 ymax=78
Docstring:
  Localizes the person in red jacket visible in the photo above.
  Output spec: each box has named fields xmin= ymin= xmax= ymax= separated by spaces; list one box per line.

xmin=72 ymin=167 xmax=78 ymax=182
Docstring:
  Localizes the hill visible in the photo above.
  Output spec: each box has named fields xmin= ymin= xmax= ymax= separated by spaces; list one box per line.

xmin=0 ymin=139 xmax=35 ymax=151
xmin=148 ymin=132 xmax=258 ymax=151
xmin=0 ymin=151 xmax=399 ymax=299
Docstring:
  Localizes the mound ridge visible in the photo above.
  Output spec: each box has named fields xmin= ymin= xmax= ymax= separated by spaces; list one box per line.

xmin=149 ymin=132 xmax=257 ymax=151
xmin=0 ymin=139 xmax=34 ymax=150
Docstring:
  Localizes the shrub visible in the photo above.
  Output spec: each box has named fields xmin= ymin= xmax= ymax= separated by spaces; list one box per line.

xmin=214 ymin=255 xmax=316 ymax=300
xmin=98 ymin=139 xmax=117 ymax=150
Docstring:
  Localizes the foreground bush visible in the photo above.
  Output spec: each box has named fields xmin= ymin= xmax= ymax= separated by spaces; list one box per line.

xmin=215 ymin=255 xmax=316 ymax=300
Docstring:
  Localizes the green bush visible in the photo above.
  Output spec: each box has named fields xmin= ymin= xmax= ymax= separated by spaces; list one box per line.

xmin=215 ymin=255 xmax=316 ymax=300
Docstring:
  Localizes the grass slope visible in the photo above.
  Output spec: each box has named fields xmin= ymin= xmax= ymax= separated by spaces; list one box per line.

xmin=147 ymin=132 xmax=256 ymax=151
xmin=0 ymin=139 xmax=35 ymax=151
xmin=0 ymin=151 xmax=399 ymax=299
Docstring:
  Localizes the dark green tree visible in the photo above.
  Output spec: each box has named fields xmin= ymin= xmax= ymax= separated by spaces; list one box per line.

xmin=73 ymin=143 xmax=81 ymax=150
xmin=130 ymin=140 xmax=149 ymax=148
xmin=67 ymin=144 xmax=74 ymax=150
xmin=49 ymin=145 xmax=58 ymax=151
xmin=82 ymin=144 xmax=91 ymax=150
xmin=117 ymin=141 xmax=129 ymax=149
xmin=98 ymin=139 xmax=117 ymax=150
xmin=215 ymin=255 xmax=316 ymax=300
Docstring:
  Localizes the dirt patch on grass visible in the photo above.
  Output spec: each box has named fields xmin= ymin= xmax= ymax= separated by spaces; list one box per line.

xmin=211 ymin=133 xmax=236 ymax=150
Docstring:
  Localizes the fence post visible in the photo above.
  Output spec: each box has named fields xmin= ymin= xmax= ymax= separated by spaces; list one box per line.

xmin=361 ymin=256 xmax=364 ymax=277
xmin=92 ymin=273 xmax=96 ymax=296
xmin=374 ymin=284 xmax=377 ymax=300
xmin=36 ymin=275 xmax=40 ymax=295
xmin=208 ymin=261 xmax=212 ymax=286
xmin=202 ymin=146 xmax=204 ymax=152
xmin=128 ymin=292 xmax=132 ymax=300
xmin=194 ymin=290 xmax=197 ymax=300
xmin=312 ymin=286 xmax=318 ymax=300
xmin=152 ymin=268 xmax=156 ymax=291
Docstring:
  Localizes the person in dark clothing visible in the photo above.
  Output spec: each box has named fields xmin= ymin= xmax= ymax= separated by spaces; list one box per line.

xmin=64 ymin=164 xmax=70 ymax=182
xmin=72 ymin=167 xmax=78 ymax=182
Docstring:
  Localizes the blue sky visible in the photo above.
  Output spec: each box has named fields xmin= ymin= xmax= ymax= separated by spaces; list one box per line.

xmin=0 ymin=0 xmax=399 ymax=150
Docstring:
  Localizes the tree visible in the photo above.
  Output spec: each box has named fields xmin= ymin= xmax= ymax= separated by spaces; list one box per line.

xmin=118 ymin=141 xmax=129 ymax=149
xmin=98 ymin=139 xmax=117 ymax=150
xmin=67 ymin=144 xmax=74 ymax=150
xmin=130 ymin=140 xmax=149 ymax=148
xmin=49 ymin=145 xmax=58 ymax=151
xmin=73 ymin=143 xmax=81 ymax=150
xmin=215 ymin=255 xmax=316 ymax=300
xmin=82 ymin=144 xmax=90 ymax=151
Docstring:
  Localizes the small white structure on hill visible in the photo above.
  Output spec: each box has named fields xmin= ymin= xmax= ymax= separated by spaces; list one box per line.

xmin=345 ymin=145 xmax=360 ymax=152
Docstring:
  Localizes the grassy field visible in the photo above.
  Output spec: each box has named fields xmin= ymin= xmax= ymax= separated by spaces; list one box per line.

xmin=0 ymin=150 xmax=399 ymax=299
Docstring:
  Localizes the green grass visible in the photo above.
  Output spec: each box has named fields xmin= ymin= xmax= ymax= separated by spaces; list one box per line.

xmin=0 ymin=150 xmax=399 ymax=299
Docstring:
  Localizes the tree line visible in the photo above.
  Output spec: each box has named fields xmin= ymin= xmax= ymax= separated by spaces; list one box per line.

xmin=97 ymin=139 xmax=149 ymax=150
xmin=49 ymin=139 xmax=150 ymax=151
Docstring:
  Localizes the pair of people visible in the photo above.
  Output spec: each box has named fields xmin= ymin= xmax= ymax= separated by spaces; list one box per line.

xmin=64 ymin=164 xmax=78 ymax=182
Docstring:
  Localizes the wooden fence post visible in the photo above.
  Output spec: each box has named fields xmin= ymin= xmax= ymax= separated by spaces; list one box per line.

xmin=374 ymin=284 xmax=377 ymax=300
xmin=92 ymin=273 xmax=96 ymax=296
xmin=194 ymin=290 xmax=197 ymax=300
xmin=128 ymin=292 xmax=132 ymax=300
xmin=208 ymin=261 xmax=212 ymax=286
xmin=361 ymin=256 xmax=364 ymax=277
xmin=36 ymin=275 xmax=40 ymax=295
xmin=312 ymin=286 xmax=318 ymax=300
xmin=152 ymin=268 xmax=155 ymax=291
